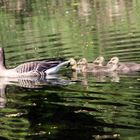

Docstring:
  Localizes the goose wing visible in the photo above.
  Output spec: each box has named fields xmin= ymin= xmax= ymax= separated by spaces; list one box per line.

xmin=15 ymin=61 xmax=62 ymax=73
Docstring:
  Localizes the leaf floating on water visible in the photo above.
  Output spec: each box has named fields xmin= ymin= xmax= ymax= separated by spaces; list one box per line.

xmin=94 ymin=134 xmax=120 ymax=140
xmin=129 ymin=86 xmax=133 ymax=89
xmin=5 ymin=112 xmax=24 ymax=117
xmin=74 ymin=109 xmax=88 ymax=113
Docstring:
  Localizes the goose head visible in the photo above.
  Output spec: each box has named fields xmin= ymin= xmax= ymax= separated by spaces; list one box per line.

xmin=93 ymin=56 xmax=105 ymax=66
xmin=107 ymin=57 xmax=119 ymax=71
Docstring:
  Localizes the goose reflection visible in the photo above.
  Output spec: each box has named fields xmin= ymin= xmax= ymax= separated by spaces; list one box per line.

xmin=0 ymin=75 xmax=73 ymax=108
xmin=0 ymin=83 xmax=6 ymax=108
xmin=0 ymin=74 xmax=72 ymax=88
xmin=71 ymin=71 xmax=120 ymax=90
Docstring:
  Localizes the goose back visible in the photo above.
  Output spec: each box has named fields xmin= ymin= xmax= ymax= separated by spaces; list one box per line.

xmin=15 ymin=61 xmax=62 ymax=73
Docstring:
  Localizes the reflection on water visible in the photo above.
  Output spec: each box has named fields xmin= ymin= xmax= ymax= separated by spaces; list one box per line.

xmin=0 ymin=74 xmax=72 ymax=108
xmin=0 ymin=71 xmax=140 ymax=140
xmin=0 ymin=0 xmax=140 ymax=140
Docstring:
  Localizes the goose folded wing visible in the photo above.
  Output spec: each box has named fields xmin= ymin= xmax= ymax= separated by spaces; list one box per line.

xmin=15 ymin=61 xmax=62 ymax=73
xmin=35 ymin=61 xmax=62 ymax=71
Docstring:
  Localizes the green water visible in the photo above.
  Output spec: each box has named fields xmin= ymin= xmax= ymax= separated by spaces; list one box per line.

xmin=0 ymin=0 xmax=140 ymax=140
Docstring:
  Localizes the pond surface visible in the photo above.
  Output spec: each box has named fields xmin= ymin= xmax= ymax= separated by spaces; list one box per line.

xmin=0 ymin=0 xmax=140 ymax=140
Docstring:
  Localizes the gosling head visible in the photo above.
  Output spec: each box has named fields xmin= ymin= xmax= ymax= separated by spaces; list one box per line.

xmin=69 ymin=58 xmax=77 ymax=70
xmin=107 ymin=57 xmax=119 ymax=70
xmin=77 ymin=58 xmax=88 ymax=65
xmin=93 ymin=56 xmax=105 ymax=66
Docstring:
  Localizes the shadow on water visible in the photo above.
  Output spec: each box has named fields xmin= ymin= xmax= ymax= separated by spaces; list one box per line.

xmin=21 ymin=81 xmax=139 ymax=140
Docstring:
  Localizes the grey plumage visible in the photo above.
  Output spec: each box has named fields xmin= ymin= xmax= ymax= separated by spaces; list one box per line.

xmin=15 ymin=61 xmax=62 ymax=73
xmin=0 ymin=47 xmax=70 ymax=77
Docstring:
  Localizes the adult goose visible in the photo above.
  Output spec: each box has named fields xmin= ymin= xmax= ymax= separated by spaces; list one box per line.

xmin=0 ymin=47 xmax=70 ymax=78
xmin=107 ymin=57 xmax=140 ymax=73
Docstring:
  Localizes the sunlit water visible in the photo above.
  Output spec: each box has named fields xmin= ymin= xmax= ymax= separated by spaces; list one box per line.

xmin=0 ymin=0 xmax=140 ymax=140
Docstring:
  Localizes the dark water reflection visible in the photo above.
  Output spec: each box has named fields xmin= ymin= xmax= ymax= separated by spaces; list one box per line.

xmin=0 ymin=0 xmax=140 ymax=140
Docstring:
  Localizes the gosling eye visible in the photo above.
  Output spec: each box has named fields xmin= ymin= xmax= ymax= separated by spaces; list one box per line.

xmin=108 ymin=62 xmax=113 ymax=64
xmin=112 ymin=58 xmax=116 ymax=61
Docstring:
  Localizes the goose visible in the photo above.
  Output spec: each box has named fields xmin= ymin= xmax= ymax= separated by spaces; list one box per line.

xmin=77 ymin=56 xmax=105 ymax=67
xmin=77 ymin=57 xmax=105 ymax=72
xmin=69 ymin=58 xmax=91 ymax=72
xmin=0 ymin=47 xmax=70 ymax=78
xmin=69 ymin=57 xmax=117 ymax=73
xmin=107 ymin=57 xmax=140 ymax=73
xmin=93 ymin=56 xmax=105 ymax=66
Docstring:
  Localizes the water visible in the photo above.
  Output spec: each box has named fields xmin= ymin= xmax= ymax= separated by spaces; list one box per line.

xmin=0 ymin=0 xmax=140 ymax=139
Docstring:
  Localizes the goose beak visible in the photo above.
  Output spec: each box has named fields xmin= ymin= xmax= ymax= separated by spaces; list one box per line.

xmin=67 ymin=62 xmax=71 ymax=67
xmin=68 ymin=58 xmax=77 ymax=65
xmin=66 ymin=58 xmax=77 ymax=69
